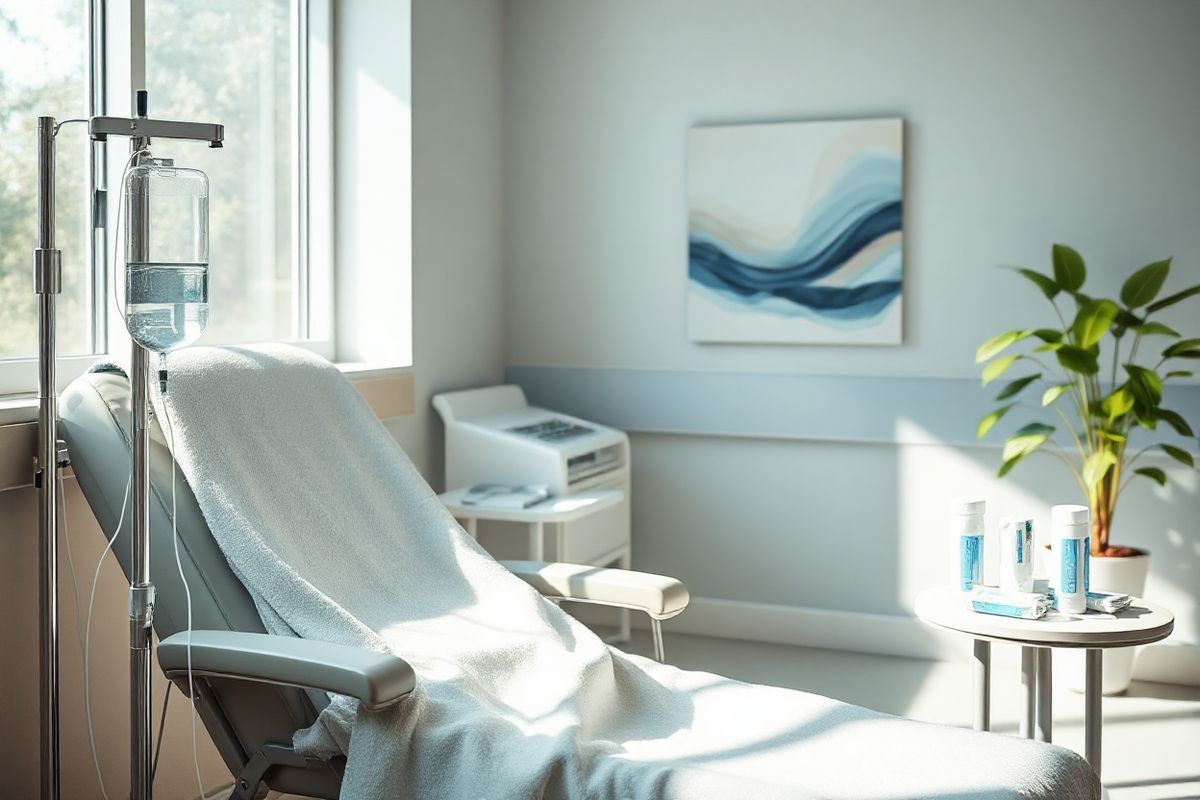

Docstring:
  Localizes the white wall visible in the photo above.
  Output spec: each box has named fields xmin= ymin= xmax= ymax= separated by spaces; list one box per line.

xmin=387 ymin=0 xmax=507 ymax=480
xmin=336 ymin=0 xmax=414 ymax=366
xmin=504 ymin=0 xmax=1200 ymax=376
xmin=501 ymin=0 xmax=1200 ymax=671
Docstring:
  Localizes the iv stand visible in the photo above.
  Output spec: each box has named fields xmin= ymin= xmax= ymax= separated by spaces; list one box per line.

xmin=35 ymin=92 xmax=222 ymax=800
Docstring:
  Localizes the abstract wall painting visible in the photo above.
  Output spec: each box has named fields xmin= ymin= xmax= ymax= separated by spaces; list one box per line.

xmin=687 ymin=118 xmax=904 ymax=345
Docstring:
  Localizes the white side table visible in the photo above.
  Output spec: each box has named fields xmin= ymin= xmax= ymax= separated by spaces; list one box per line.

xmin=915 ymin=585 xmax=1173 ymax=778
xmin=439 ymin=488 xmax=624 ymax=559
xmin=439 ymin=488 xmax=631 ymax=639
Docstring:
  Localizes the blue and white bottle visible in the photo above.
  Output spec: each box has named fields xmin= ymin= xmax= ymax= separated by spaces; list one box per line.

xmin=953 ymin=499 xmax=987 ymax=592
xmin=1052 ymin=504 xmax=1090 ymax=614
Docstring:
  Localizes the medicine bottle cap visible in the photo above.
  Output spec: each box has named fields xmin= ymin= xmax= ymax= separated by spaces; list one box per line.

xmin=952 ymin=499 xmax=986 ymax=516
xmin=1051 ymin=504 xmax=1089 ymax=528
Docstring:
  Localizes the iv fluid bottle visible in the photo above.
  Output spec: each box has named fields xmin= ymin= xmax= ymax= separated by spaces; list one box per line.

xmin=124 ymin=159 xmax=210 ymax=354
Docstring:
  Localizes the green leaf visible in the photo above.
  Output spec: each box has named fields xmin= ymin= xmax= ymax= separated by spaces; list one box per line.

xmin=1012 ymin=268 xmax=1061 ymax=300
xmin=1056 ymin=345 xmax=1100 ymax=375
xmin=998 ymin=424 xmax=1055 ymax=477
xmin=1113 ymin=308 xmax=1142 ymax=335
xmin=1147 ymin=283 xmax=1200 ymax=313
xmin=1072 ymin=298 xmax=1119 ymax=348
xmin=1002 ymin=422 xmax=1055 ymax=462
xmin=1163 ymin=338 xmax=1200 ymax=359
xmin=997 ymin=456 xmax=1024 ymax=478
xmin=1125 ymin=364 xmax=1164 ymax=408
xmin=1098 ymin=429 xmax=1126 ymax=443
xmin=1134 ymin=466 xmax=1168 ymax=487
xmin=1161 ymin=444 xmax=1195 ymax=468
xmin=976 ymin=330 xmax=1032 ymax=363
xmin=1100 ymin=387 xmax=1135 ymax=421
xmin=1052 ymin=244 xmax=1086 ymax=291
xmin=1165 ymin=370 xmax=1194 ymax=380
xmin=1032 ymin=328 xmax=1064 ymax=343
xmin=976 ymin=404 xmax=1016 ymax=439
xmin=1120 ymin=259 xmax=1171 ymax=308
xmin=1132 ymin=322 xmax=1181 ymax=338
xmin=982 ymin=354 xmax=1020 ymax=386
xmin=1032 ymin=342 xmax=1064 ymax=353
xmin=1082 ymin=450 xmax=1118 ymax=486
xmin=1155 ymin=408 xmax=1195 ymax=437
xmin=1041 ymin=384 xmax=1072 ymax=407
xmin=995 ymin=374 xmax=1040 ymax=401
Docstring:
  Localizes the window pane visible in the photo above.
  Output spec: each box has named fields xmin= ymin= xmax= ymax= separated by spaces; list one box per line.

xmin=0 ymin=1 xmax=92 ymax=359
xmin=145 ymin=0 xmax=297 ymax=345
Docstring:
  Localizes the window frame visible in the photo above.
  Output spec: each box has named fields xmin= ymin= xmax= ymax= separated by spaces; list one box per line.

xmin=0 ymin=0 xmax=334 ymax=396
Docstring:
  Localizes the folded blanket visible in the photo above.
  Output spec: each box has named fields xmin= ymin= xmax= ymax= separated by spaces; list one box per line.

xmin=154 ymin=344 xmax=1097 ymax=800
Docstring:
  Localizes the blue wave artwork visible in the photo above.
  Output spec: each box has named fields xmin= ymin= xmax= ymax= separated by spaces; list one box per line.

xmin=687 ymin=118 xmax=904 ymax=344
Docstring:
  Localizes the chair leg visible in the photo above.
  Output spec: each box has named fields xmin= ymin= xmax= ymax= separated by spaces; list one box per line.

xmin=229 ymin=742 xmax=322 ymax=800
xmin=227 ymin=756 xmax=268 ymax=800
xmin=651 ymin=618 xmax=665 ymax=663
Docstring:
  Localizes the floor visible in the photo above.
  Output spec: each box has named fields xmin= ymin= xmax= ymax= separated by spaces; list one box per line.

xmin=270 ymin=629 xmax=1200 ymax=800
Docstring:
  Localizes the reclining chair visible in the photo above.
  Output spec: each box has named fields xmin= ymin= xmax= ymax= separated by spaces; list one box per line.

xmin=59 ymin=367 xmax=690 ymax=799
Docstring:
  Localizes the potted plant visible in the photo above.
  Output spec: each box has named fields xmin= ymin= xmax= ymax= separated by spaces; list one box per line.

xmin=975 ymin=244 xmax=1199 ymax=693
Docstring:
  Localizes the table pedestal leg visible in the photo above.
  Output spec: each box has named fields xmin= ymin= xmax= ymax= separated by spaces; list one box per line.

xmin=529 ymin=521 xmax=544 ymax=561
xmin=1085 ymin=649 xmax=1103 ymax=776
xmin=972 ymin=639 xmax=991 ymax=732
xmin=1020 ymin=646 xmax=1036 ymax=738
xmin=1036 ymin=647 xmax=1052 ymax=742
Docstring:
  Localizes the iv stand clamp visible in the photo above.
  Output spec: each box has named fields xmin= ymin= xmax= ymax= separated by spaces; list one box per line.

xmin=89 ymin=115 xmax=224 ymax=149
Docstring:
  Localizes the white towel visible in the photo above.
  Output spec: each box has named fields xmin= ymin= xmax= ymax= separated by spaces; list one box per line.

xmin=154 ymin=344 xmax=1097 ymax=800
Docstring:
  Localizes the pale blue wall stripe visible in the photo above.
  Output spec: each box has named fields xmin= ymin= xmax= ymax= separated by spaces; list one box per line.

xmin=505 ymin=365 xmax=1200 ymax=449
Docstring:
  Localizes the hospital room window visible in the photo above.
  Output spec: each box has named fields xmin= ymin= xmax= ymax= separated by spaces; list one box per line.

xmin=0 ymin=0 xmax=92 ymax=361
xmin=144 ymin=0 xmax=331 ymax=349
xmin=0 ymin=0 xmax=333 ymax=395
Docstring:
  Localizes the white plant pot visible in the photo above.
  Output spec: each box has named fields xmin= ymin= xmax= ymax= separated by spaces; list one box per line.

xmin=1060 ymin=552 xmax=1151 ymax=695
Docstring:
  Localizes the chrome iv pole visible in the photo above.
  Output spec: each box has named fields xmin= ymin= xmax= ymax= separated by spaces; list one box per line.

xmin=35 ymin=93 xmax=222 ymax=800
xmin=35 ymin=113 xmax=64 ymax=800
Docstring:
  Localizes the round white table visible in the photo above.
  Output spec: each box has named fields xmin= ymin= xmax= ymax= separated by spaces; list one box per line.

xmin=914 ymin=585 xmax=1173 ymax=777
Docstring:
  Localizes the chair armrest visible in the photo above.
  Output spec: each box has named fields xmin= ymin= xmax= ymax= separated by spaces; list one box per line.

xmin=157 ymin=630 xmax=415 ymax=711
xmin=501 ymin=560 xmax=690 ymax=619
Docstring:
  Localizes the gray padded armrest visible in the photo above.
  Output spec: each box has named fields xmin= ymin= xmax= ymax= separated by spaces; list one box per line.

xmin=502 ymin=560 xmax=690 ymax=619
xmin=158 ymin=630 xmax=415 ymax=711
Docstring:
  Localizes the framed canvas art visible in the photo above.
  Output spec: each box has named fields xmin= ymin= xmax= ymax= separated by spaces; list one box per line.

xmin=688 ymin=117 xmax=904 ymax=344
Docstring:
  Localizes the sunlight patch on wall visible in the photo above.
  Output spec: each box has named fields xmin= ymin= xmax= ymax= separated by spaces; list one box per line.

xmin=894 ymin=419 xmax=1056 ymax=614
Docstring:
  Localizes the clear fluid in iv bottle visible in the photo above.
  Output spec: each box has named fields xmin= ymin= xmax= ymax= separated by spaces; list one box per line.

xmin=125 ymin=262 xmax=209 ymax=354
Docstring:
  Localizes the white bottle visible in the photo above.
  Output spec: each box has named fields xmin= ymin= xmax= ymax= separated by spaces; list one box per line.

xmin=952 ymin=499 xmax=987 ymax=592
xmin=1000 ymin=517 xmax=1035 ymax=593
xmin=1052 ymin=504 xmax=1090 ymax=614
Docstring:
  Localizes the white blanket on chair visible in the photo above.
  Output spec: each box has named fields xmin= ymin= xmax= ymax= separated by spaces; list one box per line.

xmin=154 ymin=344 xmax=1097 ymax=800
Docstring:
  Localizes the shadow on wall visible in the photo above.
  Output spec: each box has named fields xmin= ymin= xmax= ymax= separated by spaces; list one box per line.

xmin=630 ymin=432 xmax=913 ymax=616
xmin=627 ymin=430 xmax=959 ymax=660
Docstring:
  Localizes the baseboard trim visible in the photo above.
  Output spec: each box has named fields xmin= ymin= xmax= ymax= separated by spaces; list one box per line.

xmin=575 ymin=594 xmax=1200 ymax=686
xmin=660 ymin=596 xmax=961 ymax=661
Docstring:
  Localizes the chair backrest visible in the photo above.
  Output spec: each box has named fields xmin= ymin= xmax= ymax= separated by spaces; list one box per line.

xmin=60 ymin=368 xmax=343 ymax=797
